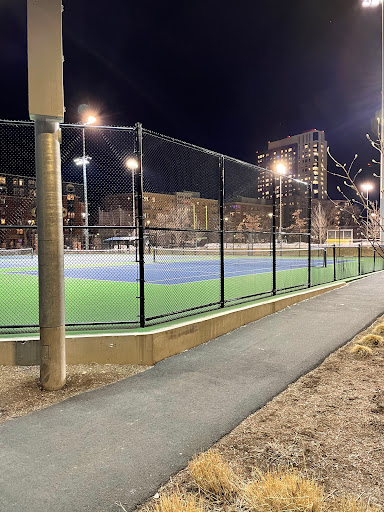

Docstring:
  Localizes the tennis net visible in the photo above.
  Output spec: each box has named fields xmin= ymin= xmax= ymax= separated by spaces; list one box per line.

xmin=152 ymin=247 xmax=327 ymax=264
xmin=0 ymin=248 xmax=34 ymax=259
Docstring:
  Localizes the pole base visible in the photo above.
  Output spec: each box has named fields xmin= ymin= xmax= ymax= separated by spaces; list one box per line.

xmin=40 ymin=325 xmax=66 ymax=390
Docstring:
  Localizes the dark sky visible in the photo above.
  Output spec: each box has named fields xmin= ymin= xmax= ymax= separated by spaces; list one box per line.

xmin=0 ymin=0 xmax=382 ymax=198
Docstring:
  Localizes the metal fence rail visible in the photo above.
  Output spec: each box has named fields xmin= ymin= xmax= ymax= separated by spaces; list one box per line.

xmin=0 ymin=120 xmax=383 ymax=334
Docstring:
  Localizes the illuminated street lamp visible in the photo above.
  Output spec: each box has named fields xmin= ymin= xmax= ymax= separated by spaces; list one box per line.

xmin=362 ymin=183 xmax=374 ymax=234
xmin=126 ymin=158 xmax=139 ymax=229
xmin=361 ymin=182 xmax=374 ymax=202
xmin=73 ymin=114 xmax=97 ymax=250
xmin=362 ymin=0 xmax=384 ymax=243
xmin=276 ymin=163 xmax=287 ymax=245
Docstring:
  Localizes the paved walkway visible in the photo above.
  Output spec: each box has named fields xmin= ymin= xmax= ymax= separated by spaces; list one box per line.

xmin=1 ymin=273 xmax=384 ymax=512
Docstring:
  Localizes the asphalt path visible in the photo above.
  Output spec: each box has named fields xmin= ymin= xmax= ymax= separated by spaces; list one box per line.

xmin=1 ymin=272 xmax=384 ymax=511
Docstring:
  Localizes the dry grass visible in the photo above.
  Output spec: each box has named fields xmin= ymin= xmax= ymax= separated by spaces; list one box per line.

xmin=373 ymin=322 xmax=384 ymax=336
xmin=327 ymin=495 xmax=383 ymax=512
xmin=148 ymin=493 xmax=205 ymax=512
xmin=349 ymin=344 xmax=373 ymax=357
xmin=188 ymin=449 xmax=240 ymax=499
xmin=359 ymin=334 xmax=384 ymax=347
xmin=150 ymin=461 xmax=381 ymax=512
xmin=240 ymin=468 xmax=323 ymax=512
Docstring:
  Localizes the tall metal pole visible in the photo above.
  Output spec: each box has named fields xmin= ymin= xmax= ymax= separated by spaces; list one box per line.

xmin=219 ymin=155 xmax=225 ymax=308
xmin=28 ymin=0 xmax=66 ymax=390
xmin=82 ymin=128 xmax=89 ymax=250
xmin=381 ymin=0 xmax=384 ymax=244
xmin=307 ymin=184 xmax=312 ymax=289
xmin=132 ymin=169 xmax=136 ymax=228
xmin=136 ymin=123 xmax=145 ymax=327
xmin=35 ymin=120 xmax=66 ymax=390
xmin=272 ymin=177 xmax=277 ymax=295
xmin=279 ymin=174 xmax=283 ymax=247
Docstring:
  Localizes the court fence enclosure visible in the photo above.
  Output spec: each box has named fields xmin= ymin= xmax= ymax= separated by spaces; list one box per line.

xmin=1 ymin=120 xmax=383 ymax=334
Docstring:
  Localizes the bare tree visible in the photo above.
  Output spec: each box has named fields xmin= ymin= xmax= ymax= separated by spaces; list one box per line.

xmin=326 ymin=147 xmax=384 ymax=257
xmin=288 ymin=209 xmax=307 ymax=232
xmin=311 ymin=202 xmax=329 ymax=244
xmin=236 ymin=214 xmax=261 ymax=243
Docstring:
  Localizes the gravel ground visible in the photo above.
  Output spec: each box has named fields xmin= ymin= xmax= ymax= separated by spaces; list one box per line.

xmin=0 ymin=362 xmax=151 ymax=424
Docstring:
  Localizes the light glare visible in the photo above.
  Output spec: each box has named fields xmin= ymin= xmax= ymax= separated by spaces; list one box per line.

xmin=126 ymin=158 xmax=139 ymax=170
xmin=362 ymin=0 xmax=382 ymax=7
xmin=276 ymin=163 xmax=287 ymax=175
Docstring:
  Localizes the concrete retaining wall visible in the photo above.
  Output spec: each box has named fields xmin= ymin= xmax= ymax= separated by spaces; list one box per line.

xmin=0 ymin=282 xmax=345 ymax=366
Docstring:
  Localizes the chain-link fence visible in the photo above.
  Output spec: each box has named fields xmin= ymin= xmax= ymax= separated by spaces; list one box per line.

xmin=0 ymin=120 xmax=383 ymax=334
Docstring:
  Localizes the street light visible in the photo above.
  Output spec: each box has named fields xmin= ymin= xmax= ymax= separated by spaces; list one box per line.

xmin=276 ymin=163 xmax=287 ymax=246
xmin=362 ymin=183 xmax=374 ymax=236
xmin=73 ymin=114 xmax=97 ymax=250
xmin=126 ymin=158 xmax=139 ymax=230
xmin=362 ymin=0 xmax=384 ymax=243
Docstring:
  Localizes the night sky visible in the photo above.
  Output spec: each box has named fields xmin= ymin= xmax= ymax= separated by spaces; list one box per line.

xmin=0 ymin=0 xmax=382 ymax=198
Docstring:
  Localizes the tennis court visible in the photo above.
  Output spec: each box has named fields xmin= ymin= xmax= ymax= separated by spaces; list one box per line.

xmin=1 ymin=247 xmax=328 ymax=285
xmin=0 ymin=246 xmax=358 ymax=332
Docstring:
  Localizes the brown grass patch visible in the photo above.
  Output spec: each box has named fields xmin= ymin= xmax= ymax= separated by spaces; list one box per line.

xmin=327 ymin=495 xmax=383 ymax=512
xmin=373 ymin=322 xmax=384 ymax=336
xmin=148 ymin=493 xmax=205 ymax=512
xmin=359 ymin=334 xmax=384 ymax=347
xmin=188 ymin=449 xmax=240 ymax=499
xmin=350 ymin=344 xmax=373 ymax=357
xmin=240 ymin=468 xmax=323 ymax=512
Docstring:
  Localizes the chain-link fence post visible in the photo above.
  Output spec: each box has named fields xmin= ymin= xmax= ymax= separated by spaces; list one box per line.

xmin=219 ymin=155 xmax=225 ymax=308
xmin=307 ymin=184 xmax=312 ymax=289
xmin=135 ymin=123 xmax=145 ymax=327
xmin=333 ymin=245 xmax=337 ymax=281
xmin=358 ymin=244 xmax=361 ymax=275
xmin=272 ymin=177 xmax=277 ymax=295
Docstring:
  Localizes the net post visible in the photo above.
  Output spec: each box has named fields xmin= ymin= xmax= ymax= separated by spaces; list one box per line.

xmin=219 ymin=155 xmax=225 ymax=308
xmin=374 ymin=245 xmax=376 ymax=272
xmin=307 ymin=184 xmax=312 ymax=289
xmin=135 ymin=123 xmax=145 ymax=327
xmin=272 ymin=177 xmax=277 ymax=295
xmin=333 ymin=244 xmax=337 ymax=281
xmin=323 ymin=248 xmax=327 ymax=268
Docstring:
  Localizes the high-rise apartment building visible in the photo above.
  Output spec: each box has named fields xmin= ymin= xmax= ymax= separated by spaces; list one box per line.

xmin=256 ymin=129 xmax=327 ymax=200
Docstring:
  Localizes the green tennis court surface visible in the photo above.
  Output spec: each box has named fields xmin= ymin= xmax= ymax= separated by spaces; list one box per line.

xmin=0 ymin=248 xmax=374 ymax=332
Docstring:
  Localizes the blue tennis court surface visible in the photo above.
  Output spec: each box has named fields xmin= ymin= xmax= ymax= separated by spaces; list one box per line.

xmin=5 ymin=256 xmax=331 ymax=285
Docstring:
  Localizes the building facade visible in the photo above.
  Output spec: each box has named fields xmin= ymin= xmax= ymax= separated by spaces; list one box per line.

xmin=257 ymin=129 xmax=328 ymax=200
xmin=0 ymin=173 xmax=84 ymax=249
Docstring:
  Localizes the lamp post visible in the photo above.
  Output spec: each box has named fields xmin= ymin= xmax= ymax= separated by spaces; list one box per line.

xmin=126 ymin=158 xmax=139 ymax=230
xmin=362 ymin=182 xmax=374 ymax=238
xmin=276 ymin=163 xmax=287 ymax=246
xmin=362 ymin=0 xmax=384 ymax=243
xmin=74 ymin=115 xmax=96 ymax=250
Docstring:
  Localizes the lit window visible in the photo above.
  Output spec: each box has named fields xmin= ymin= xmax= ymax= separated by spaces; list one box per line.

xmin=0 ymin=177 xmax=5 ymax=184
xmin=0 ymin=218 xmax=5 ymax=224
xmin=19 ymin=179 xmax=24 ymax=186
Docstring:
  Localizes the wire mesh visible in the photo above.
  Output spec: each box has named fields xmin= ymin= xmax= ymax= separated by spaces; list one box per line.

xmin=142 ymin=130 xmax=221 ymax=322
xmin=1 ymin=120 xmax=384 ymax=334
